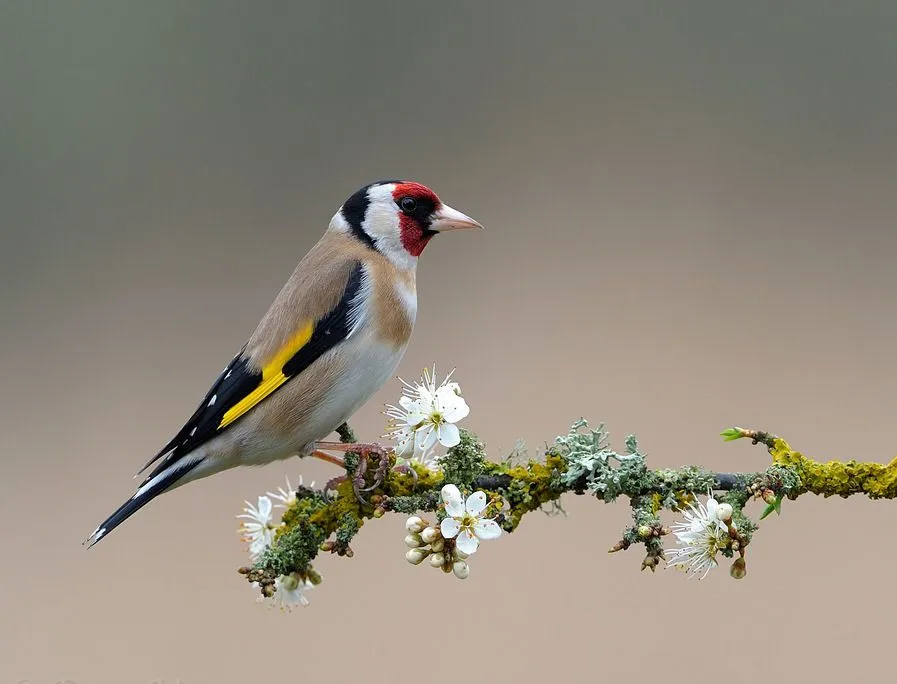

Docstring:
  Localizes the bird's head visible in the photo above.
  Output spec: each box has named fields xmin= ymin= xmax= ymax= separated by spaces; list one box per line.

xmin=333 ymin=180 xmax=482 ymax=269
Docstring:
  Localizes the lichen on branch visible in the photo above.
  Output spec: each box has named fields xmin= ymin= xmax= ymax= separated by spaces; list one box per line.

xmin=238 ymin=417 xmax=897 ymax=606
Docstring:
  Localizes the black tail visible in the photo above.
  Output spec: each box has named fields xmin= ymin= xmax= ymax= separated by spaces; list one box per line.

xmin=85 ymin=459 xmax=201 ymax=548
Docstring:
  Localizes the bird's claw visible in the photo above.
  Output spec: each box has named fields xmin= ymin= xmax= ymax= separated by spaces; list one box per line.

xmin=321 ymin=443 xmax=391 ymax=505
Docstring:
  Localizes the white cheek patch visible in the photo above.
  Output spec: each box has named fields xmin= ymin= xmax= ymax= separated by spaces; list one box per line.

xmin=362 ymin=184 xmax=418 ymax=271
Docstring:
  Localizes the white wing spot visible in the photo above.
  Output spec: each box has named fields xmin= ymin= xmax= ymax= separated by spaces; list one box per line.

xmin=225 ymin=369 xmax=232 ymax=379
xmin=208 ymin=394 xmax=217 ymax=407
xmin=189 ymin=427 xmax=197 ymax=437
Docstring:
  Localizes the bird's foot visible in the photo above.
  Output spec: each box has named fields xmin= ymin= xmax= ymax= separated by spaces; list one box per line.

xmin=313 ymin=442 xmax=391 ymax=504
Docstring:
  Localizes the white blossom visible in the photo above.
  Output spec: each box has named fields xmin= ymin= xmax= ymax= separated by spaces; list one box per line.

xmin=385 ymin=365 xmax=470 ymax=462
xmin=665 ymin=495 xmax=731 ymax=579
xmin=237 ymin=495 xmax=276 ymax=561
xmin=438 ymin=484 xmax=502 ymax=555
xmin=267 ymin=475 xmax=313 ymax=510
xmin=268 ymin=573 xmax=314 ymax=611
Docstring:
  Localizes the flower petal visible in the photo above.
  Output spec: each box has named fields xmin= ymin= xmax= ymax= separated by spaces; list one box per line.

xmin=404 ymin=402 xmax=430 ymax=426
xmin=392 ymin=429 xmax=415 ymax=456
xmin=441 ymin=484 xmax=464 ymax=517
xmin=415 ymin=425 xmax=439 ymax=453
xmin=440 ymin=517 xmax=461 ymax=539
xmin=436 ymin=388 xmax=470 ymax=423
xmin=436 ymin=422 xmax=460 ymax=448
xmin=473 ymin=518 xmax=502 ymax=540
xmin=455 ymin=529 xmax=479 ymax=555
xmin=256 ymin=495 xmax=273 ymax=520
xmin=465 ymin=491 xmax=488 ymax=516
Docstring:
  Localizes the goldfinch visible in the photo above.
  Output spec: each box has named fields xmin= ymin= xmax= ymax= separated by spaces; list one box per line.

xmin=86 ymin=180 xmax=482 ymax=547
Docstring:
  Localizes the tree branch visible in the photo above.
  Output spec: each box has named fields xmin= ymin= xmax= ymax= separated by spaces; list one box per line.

xmin=239 ymin=421 xmax=897 ymax=598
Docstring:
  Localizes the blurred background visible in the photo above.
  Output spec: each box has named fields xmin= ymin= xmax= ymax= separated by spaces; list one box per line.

xmin=2 ymin=2 xmax=897 ymax=682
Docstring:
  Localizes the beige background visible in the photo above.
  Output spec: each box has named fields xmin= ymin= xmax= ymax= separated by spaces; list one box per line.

xmin=3 ymin=2 xmax=897 ymax=683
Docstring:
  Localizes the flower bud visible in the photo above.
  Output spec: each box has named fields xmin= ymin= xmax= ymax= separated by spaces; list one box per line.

xmin=429 ymin=552 xmax=446 ymax=568
xmin=421 ymin=526 xmax=441 ymax=544
xmin=452 ymin=560 xmax=470 ymax=579
xmin=406 ymin=548 xmax=429 ymax=565
xmin=641 ymin=555 xmax=659 ymax=572
xmin=405 ymin=516 xmax=426 ymax=533
xmin=730 ymin=557 xmax=747 ymax=579
xmin=280 ymin=573 xmax=300 ymax=592
xmin=430 ymin=538 xmax=445 ymax=553
xmin=453 ymin=548 xmax=469 ymax=560
xmin=404 ymin=534 xmax=423 ymax=548
xmin=716 ymin=503 xmax=734 ymax=522
xmin=637 ymin=525 xmax=653 ymax=538
xmin=762 ymin=489 xmax=778 ymax=505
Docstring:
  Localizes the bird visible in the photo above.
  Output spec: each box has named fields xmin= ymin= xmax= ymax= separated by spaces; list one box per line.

xmin=86 ymin=179 xmax=482 ymax=547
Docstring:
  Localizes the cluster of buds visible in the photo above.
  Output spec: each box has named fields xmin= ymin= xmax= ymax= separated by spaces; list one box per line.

xmin=747 ymin=482 xmax=779 ymax=505
xmin=404 ymin=515 xmax=470 ymax=579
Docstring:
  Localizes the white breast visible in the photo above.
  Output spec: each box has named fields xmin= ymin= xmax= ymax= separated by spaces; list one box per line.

xmin=300 ymin=326 xmax=408 ymax=445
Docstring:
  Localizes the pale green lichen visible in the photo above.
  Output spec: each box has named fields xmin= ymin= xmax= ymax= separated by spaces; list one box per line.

xmin=554 ymin=420 xmax=651 ymax=503
xmin=439 ymin=429 xmax=487 ymax=486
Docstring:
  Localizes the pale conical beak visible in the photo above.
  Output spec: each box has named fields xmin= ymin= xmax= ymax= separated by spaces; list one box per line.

xmin=430 ymin=203 xmax=484 ymax=232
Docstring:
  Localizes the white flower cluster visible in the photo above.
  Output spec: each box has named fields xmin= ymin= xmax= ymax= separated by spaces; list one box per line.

xmin=664 ymin=494 xmax=735 ymax=579
xmin=385 ymin=365 xmax=470 ymax=471
xmin=404 ymin=484 xmax=502 ymax=579
xmin=237 ymin=475 xmax=319 ymax=610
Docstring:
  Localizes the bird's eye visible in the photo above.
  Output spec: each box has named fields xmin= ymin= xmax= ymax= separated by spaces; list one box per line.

xmin=399 ymin=196 xmax=418 ymax=214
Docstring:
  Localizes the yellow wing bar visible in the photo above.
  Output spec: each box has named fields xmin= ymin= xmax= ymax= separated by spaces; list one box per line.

xmin=218 ymin=321 xmax=314 ymax=429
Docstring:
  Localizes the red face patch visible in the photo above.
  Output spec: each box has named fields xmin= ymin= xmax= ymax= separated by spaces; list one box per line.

xmin=392 ymin=182 xmax=442 ymax=257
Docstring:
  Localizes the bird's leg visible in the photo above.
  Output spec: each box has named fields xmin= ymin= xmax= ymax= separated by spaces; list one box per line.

xmin=309 ymin=450 xmax=346 ymax=467
xmin=313 ymin=442 xmax=391 ymax=504
xmin=314 ymin=440 xmax=386 ymax=454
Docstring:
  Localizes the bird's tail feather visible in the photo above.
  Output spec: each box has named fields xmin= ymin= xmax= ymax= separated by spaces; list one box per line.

xmin=85 ymin=458 xmax=202 ymax=548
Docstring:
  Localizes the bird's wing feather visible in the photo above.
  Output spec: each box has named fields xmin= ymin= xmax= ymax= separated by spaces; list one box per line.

xmin=138 ymin=257 xmax=366 ymax=483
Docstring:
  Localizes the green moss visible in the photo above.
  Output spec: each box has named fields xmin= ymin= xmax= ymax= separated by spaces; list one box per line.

xmin=495 ymin=458 xmax=565 ymax=531
xmin=307 ymin=479 xmax=362 ymax=529
xmin=384 ymin=464 xmax=443 ymax=497
xmin=261 ymin=519 xmax=327 ymax=577
xmin=334 ymin=513 xmax=361 ymax=551
xmin=440 ymin=429 xmax=486 ymax=485
xmin=389 ymin=492 xmax=440 ymax=514
xmin=336 ymin=422 xmax=357 ymax=443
